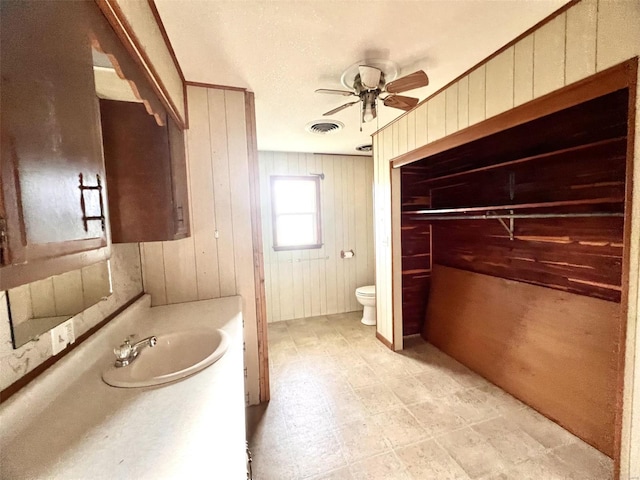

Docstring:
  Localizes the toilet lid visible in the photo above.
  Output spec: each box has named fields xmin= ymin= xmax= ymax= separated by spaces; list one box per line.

xmin=356 ymin=285 xmax=375 ymax=297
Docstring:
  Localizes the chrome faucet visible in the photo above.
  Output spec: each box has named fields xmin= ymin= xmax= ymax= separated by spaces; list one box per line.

xmin=113 ymin=336 xmax=157 ymax=367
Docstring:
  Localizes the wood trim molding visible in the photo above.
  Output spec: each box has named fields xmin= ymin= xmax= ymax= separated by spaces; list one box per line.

xmin=374 ymin=0 xmax=582 ymax=136
xmin=392 ymin=58 xmax=638 ymax=168
xmin=245 ymin=91 xmax=270 ymax=403
xmin=147 ymin=0 xmax=184 ymax=83
xmin=147 ymin=0 xmax=189 ymax=129
xmin=186 ymin=81 xmax=248 ymax=92
xmin=376 ymin=331 xmax=394 ymax=351
xmin=94 ymin=0 xmax=187 ymax=130
xmin=614 ymin=61 xmax=638 ymax=480
xmin=0 ymin=292 xmax=145 ymax=404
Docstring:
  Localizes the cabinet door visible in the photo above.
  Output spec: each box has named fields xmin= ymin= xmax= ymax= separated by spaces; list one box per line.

xmin=168 ymin=118 xmax=191 ymax=239
xmin=101 ymin=100 xmax=190 ymax=243
xmin=0 ymin=1 xmax=109 ymax=289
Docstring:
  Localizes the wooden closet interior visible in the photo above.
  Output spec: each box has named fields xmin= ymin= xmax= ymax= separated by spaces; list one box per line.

xmin=395 ymin=60 xmax=636 ymax=459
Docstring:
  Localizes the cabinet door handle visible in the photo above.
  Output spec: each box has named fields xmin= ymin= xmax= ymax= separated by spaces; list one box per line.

xmin=0 ymin=216 xmax=8 ymax=265
xmin=176 ymin=205 xmax=184 ymax=224
xmin=79 ymin=173 xmax=106 ymax=232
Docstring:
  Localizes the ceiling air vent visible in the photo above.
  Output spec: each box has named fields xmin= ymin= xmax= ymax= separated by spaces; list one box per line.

xmin=305 ymin=120 xmax=344 ymax=135
xmin=356 ymin=143 xmax=372 ymax=153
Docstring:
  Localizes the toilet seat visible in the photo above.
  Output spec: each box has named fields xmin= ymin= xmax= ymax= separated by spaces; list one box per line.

xmin=356 ymin=285 xmax=375 ymax=297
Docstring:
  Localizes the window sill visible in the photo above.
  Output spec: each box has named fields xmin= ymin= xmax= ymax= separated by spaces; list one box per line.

xmin=273 ymin=244 xmax=323 ymax=252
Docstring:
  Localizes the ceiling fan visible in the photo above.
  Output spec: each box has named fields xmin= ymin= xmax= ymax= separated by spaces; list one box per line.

xmin=316 ymin=64 xmax=429 ymax=125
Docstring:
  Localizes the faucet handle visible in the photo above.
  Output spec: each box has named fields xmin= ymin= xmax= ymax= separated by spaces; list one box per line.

xmin=113 ymin=339 xmax=132 ymax=360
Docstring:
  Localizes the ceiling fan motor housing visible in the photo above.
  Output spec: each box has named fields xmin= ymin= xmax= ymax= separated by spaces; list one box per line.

xmin=353 ymin=71 xmax=385 ymax=94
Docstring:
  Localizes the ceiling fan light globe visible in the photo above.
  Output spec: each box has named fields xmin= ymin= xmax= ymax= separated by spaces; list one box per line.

xmin=363 ymin=102 xmax=376 ymax=123
xmin=358 ymin=65 xmax=383 ymax=90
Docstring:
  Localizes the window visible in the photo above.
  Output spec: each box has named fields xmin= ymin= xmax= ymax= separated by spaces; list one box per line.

xmin=270 ymin=175 xmax=322 ymax=251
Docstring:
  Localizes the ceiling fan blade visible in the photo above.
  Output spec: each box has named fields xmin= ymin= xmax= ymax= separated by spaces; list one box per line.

xmin=383 ymin=95 xmax=419 ymax=111
xmin=323 ymin=101 xmax=359 ymax=116
xmin=358 ymin=65 xmax=382 ymax=90
xmin=385 ymin=70 xmax=429 ymax=94
xmin=315 ymin=88 xmax=356 ymax=96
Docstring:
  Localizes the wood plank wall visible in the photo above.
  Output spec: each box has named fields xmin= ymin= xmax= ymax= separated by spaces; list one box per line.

xmin=400 ymin=167 xmax=432 ymax=336
xmin=426 ymin=265 xmax=620 ymax=456
xmin=258 ymin=152 xmax=374 ymax=323
xmin=371 ymin=0 xmax=640 ymax=347
xmin=140 ymin=86 xmax=261 ymax=405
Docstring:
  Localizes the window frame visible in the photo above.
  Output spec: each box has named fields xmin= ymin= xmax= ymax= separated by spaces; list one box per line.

xmin=270 ymin=175 xmax=323 ymax=251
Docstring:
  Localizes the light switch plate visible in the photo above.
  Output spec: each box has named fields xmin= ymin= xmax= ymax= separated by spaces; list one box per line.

xmin=51 ymin=324 xmax=67 ymax=356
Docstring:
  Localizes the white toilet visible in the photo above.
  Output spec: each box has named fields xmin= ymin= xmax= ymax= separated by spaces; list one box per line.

xmin=355 ymin=285 xmax=376 ymax=326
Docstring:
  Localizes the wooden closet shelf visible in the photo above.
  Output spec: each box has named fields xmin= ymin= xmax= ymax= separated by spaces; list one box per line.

xmin=413 ymin=135 xmax=627 ymax=185
xmin=405 ymin=198 xmax=624 ymax=216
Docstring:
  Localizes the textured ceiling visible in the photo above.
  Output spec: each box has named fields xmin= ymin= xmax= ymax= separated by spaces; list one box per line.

xmin=154 ymin=0 xmax=568 ymax=155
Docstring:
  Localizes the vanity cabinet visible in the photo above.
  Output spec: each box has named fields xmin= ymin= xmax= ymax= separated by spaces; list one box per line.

xmin=0 ymin=1 xmax=110 ymax=291
xmin=99 ymin=99 xmax=190 ymax=243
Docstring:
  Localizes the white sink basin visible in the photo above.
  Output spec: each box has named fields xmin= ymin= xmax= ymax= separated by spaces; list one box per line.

xmin=102 ymin=328 xmax=229 ymax=388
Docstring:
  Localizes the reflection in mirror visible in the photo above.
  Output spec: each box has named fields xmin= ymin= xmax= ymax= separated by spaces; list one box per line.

xmin=6 ymin=261 xmax=112 ymax=348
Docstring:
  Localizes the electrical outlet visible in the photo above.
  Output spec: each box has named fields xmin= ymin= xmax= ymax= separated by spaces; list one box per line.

xmin=51 ymin=319 xmax=74 ymax=355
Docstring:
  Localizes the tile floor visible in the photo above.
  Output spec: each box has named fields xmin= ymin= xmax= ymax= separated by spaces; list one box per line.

xmin=246 ymin=311 xmax=613 ymax=480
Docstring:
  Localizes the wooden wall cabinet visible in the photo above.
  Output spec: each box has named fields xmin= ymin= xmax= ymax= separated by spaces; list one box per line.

xmin=0 ymin=1 xmax=110 ymax=291
xmin=99 ymin=99 xmax=190 ymax=243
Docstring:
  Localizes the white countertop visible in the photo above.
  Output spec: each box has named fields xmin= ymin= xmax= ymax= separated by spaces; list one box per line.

xmin=0 ymin=295 xmax=247 ymax=480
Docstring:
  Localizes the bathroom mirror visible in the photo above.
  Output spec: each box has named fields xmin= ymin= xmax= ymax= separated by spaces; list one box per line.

xmin=6 ymin=261 xmax=112 ymax=348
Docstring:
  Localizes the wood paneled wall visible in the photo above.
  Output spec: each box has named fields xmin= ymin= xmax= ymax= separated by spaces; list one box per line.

xmin=373 ymin=1 xmax=640 ymax=474
xmin=373 ymin=131 xmax=395 ymax=346
xmin=400 ymin=167 xmax=432 ymax=336
xmin=258 ymin=152 xmax=374 ymax=323
xmin=373 ymin=0 xmax=639 ymax=338
xmin=426 ymin=265 xmax=620 ymax=457
xmin=140 ymin=86 xmax=260 ymax=405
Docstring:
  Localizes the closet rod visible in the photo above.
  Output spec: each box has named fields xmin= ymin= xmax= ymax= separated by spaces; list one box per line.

xmin=409 ymin=212 xmax=624 ymax=221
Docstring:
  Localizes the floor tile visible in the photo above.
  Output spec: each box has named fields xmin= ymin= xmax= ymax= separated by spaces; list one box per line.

xmin=326 ymin=389 xmax=369 ymax=425
xmin=354 ymin=383 xmax=403 ymax=415
xmin=470 ymin=383 xmax=527 ymax=416
xmin=491 ymin=451 xmax=582 ymax=480
xmin=288 ymin=428 xmax=346 ymax=478
xmin=251 ymin=440 xmax=300 ymax=480
xmin=504 ymin=405 xmax=578 ymax=449
xmin=415 ymin=369 xmax=466 ymax=399
xmin=309 ymin=466 xmax=355 ymax=480
xmin=471 ymin=416 xmax=545 ymax=466
xmin=396 ymin=439 xmax=470 ymax=480
xmin=349 ymin=452 xmax=411 ymax=480
xmin=552 ymin=442 xmax=613 ymax=480
xmin=440 ymin=389 xmax=499 ymax=424
xmin=408 ymin=399 xmax=467 ymax=437
xmin=372 ymin=406 xmax=426 ymax=448
xmin=343 ymin=364 xmax=381 ymax=389
xmin=437 ymin=427 xmax=508 ymax=479
xmin=335 ymin=417 xmax=392 ymax=462
xmin=385 ymin=375 xmax=433 ymax=406
xmin=440 ymin=360 xmax=491 ymax=389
